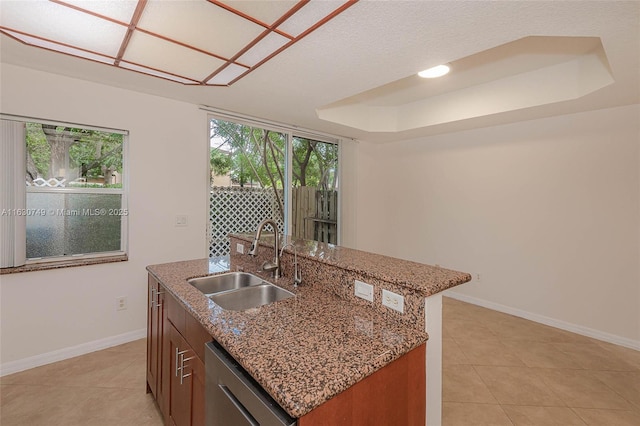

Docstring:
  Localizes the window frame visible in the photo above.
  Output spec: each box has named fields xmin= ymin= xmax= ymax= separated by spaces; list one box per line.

xmin=0 ymin=114 xmax=129 ymax=271
xmin=206 ymin=111 xmax=342 ymax=252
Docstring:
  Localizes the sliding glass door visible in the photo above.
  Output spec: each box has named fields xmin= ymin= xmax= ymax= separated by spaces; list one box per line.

xmin=290 ymin=136 xmax=338 ymax=244
xmin=209 ymin=118 xmax=286 ymax=257
xmin=208 ymin=117 xmax=339 ymax=257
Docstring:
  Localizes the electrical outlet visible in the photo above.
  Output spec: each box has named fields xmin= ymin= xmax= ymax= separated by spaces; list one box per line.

xmin=175 ymin=215 xmax=188 ymax=227
xmin=116 ymin=296 xmax=127 ymax=311
xmin=476 ymin=273 xmax=482 ymax=282
xmin=382 ymin=289 xmax=404 ymax=313
xmin=236 ymin=243 xmax=244 ymax=254
xmin=354 ymin=280 xmax=374 ymax=302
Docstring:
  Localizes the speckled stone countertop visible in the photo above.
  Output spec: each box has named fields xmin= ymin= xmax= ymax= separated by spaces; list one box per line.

xmin=147 ymin=241 xmax=471 ymax=418
xmin=147 ymin=258 xmax=429 ymax=418
xmin=232 ymin=233 xmax=472 ymax=297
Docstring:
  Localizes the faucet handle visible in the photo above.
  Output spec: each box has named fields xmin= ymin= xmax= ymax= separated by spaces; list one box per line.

xmin=261 ymin=261 xmax=278 ymax=272
xmin=248 ymin=240 xmax=258 ymax=256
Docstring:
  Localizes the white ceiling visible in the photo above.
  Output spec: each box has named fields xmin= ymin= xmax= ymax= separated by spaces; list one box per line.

xmin=0 ymin=0 xmax=356 ymax=85
xmin=1 ymin=0 xmax=639 ymax=143
xmin=317 ymin=36 xmax=616 ymax=132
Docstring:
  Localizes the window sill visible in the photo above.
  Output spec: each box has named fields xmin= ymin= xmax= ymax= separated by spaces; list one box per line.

xmin=0 ymin=254 xmax=128 ymax=275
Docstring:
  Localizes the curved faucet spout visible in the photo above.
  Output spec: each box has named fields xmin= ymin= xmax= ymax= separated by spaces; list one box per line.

xmin=280 ymin=242 xmax=302 ymax=287
xmin=248 ymin=219 xmax=281 ymax=279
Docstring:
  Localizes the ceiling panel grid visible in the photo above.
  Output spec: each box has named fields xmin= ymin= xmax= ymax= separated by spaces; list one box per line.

xmin=0 ymin=0 xmax=357 ymax=86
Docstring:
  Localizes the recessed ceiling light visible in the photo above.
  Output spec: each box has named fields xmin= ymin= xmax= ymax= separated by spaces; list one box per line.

xmin=418 ymin=64 xmax=450 ymax=78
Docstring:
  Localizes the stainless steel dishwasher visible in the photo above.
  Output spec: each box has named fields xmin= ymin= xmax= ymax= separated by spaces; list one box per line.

xmin=205 ymin=341 xmax=296 ymax=426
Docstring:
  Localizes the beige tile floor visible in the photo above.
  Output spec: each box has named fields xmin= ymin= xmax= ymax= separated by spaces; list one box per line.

xmin=1 ymin=297 xmax=639 ymax=425
xmin=0 ymin=339 xmax=163 ymax=426
xmin=442 ymin=297 xmax=640 ymax=426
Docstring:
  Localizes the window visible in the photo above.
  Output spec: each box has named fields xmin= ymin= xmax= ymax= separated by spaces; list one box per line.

xmin=291 ymin=136 xmax=338 ymax=244
xmin=1 ymin=116 xmax=128 ymax=269
xmin=208 ymin=115 xmax=340 ymax=258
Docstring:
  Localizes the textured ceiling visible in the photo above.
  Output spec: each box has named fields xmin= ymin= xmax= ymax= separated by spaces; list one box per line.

xmin=0 ymin=0 xmax=356 ymax=86
xmin=317 ymin=36 xmax=616 ymax=132
xmin=1 ymin=1 xmax=639 ymax=143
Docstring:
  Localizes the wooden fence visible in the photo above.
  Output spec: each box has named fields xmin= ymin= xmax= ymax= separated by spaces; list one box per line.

xmin=291 ymin=187 xmax=337 ymax=244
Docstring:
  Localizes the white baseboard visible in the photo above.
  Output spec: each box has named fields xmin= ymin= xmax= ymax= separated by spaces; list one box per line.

xmin=0 ymin=328 xmax=146 ymax=377
xmin=444 ymin=291 xmax=640 ymax=351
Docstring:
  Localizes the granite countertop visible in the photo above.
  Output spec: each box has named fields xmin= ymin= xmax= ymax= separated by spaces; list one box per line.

xmin=147 ymin=258 xmax=429 ymax=418
xmin=147 ymin=238 xmax=471 ymax=418
xmin=232 ymin=233 xmax=472 ymax=297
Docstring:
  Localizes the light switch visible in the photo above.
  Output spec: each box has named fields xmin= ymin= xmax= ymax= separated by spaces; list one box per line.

xmin=354 ymin=280 xmax=374 ymax=302
xmin=175 ymin=215 xmax=188 ymax=227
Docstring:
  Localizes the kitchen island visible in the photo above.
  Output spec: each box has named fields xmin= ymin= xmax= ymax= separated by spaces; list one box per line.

xmin=146 ymin=236 xmax=470 ymax=425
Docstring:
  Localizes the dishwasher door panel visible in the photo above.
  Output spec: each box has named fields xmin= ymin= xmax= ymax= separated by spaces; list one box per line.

xmin=211 ymin=382 xmax=258 ymax=425
xmin=205 ymin=341 xmax=296 ymax=426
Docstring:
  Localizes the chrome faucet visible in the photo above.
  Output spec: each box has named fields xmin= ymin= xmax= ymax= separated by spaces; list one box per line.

xmin=280 ymin=242 xmax=302 ymax=287
xmin=248 ymin=219 xmax=281 ymax=279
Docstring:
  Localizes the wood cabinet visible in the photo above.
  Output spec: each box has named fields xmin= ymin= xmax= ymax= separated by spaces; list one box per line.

xmin=164 ymin=321 xmax=205 ymax=426
xmin=146 ymin=274 xmax=165 ymax=412
xmin=147 ymin=274 xmax=208 ymax=426
xmin=298 ymin=344 xmax=426 ymax=426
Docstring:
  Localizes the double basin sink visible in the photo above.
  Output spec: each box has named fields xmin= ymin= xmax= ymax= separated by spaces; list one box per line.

xmin=188 ymin=272 xmax=294 ymax=311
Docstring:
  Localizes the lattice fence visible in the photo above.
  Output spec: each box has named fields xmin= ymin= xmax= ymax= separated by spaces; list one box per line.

xmin=209 ymin=187 xmax=284 ymax=258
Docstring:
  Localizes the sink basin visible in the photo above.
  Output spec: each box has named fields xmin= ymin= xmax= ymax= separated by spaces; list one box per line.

xmin=209 ymin=283 xmax=295 ymax=311
xmin=189 ymin=272 xmax=295 ymax=311
xmin=188 ymin=272 xmax=264 ymax=295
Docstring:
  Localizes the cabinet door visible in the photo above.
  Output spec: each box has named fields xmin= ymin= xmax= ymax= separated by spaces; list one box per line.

xmin=147 ymin=275 xmax=164 ymax=402
xmin=166 ymin=322 xmax=205 ymax=426
xmin=299 ymin=344 xmax=425 ymax=426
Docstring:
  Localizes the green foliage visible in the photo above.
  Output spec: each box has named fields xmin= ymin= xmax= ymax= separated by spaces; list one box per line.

xmin=292 ymin=137 xmax=338 ymax=189
xmin=210 ymin=119 xmax=338 ymax=190
xmin=26 ymin=122 xmax=51 ymax=178
xmin=68 ymin=182 xmax=123 ymax=188
xmin=210 ymin=119 xmax=340 ymax=221
xmin=68 ymin=128 xmax=123 ymax=176
xmin=210 ymin=148 xmax=232 ymax=176
xmin=210 ymin=120 xmax=285 ymax=189
xmin=25 ymin=123 xmax=123 ymax=181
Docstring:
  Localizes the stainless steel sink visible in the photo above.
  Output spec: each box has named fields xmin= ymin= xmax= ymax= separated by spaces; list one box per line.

xmin=209 ymin=283 xmax=295 ymax=311
xmin=189 ymin=272 xmax=295 ymax=310
xmin=188 ymin=272 xmax=264 ymax=296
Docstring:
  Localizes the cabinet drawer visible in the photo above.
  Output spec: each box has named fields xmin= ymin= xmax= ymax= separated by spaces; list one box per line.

xmin=186 ymin=312 xmax=213 ymax=361
xmin=165 ymin=285 xmax=213 ymax=361
xmin=166 ymin=291 xmax=186 ymax=337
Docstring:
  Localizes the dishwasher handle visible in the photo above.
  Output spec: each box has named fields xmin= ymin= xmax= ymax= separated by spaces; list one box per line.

xmin=218 ymin=384 xmax=259 ymax=426
xmin=205 ymin=341 xmax=296 ymax=426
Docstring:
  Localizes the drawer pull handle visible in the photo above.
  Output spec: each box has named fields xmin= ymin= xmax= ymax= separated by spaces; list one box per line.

xmin=149 ymin=287 xmax=163 ymax=309
xmin=175 ymin=349 xmax=193 ymax=384
xmin=149 ymin=287 xmax=155 ymax=309
xmin=175 ymin=347 xmax=180 ymax=377
xmin=178 ymin=352 xmax=194 ymax=385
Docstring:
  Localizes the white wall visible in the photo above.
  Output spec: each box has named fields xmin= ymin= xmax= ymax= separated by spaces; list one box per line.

xmin=338 ymin=138 xmax=360 ymax=249
xmin=354 ymin=104 xmax=640 ymax=347
xmin=2 ymin=62 xmax=637 ymax=372
xmin=0 ymin=64 xmax=209 ymax=371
